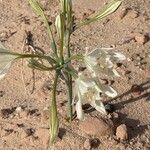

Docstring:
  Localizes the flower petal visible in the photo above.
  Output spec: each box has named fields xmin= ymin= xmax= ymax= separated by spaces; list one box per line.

xmin=98 ymin=67 xmax=120 ymax=77
xmin=76 ymin=99 xmax=84 ymax=120
xmin=94 ymin=78 xmax=117 ymax=98
xmin=90 ymin=100 xmax=107 ymax=115
xmin=113 ymin=52 xmax=126 ymax=61
xmin=84 ymin=48 xmax=125 ymax=77
xmin=103 ymin=85 xmax=117 ymax=98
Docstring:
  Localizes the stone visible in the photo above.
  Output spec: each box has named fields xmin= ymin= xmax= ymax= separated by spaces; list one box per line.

xmin=83 ymin=139 xmax=91 ymax=150
xmin=19 ymin=110 xmax=29 ymax=118
xmin=108 ymin=112 xmax=119 ymax=120
xmin=34 ymin=128 xmax=50 ymax=149
xmin=118 ymin=8 xmax=128 ymax=19
xmin=116 ymin=124 xmax=128 ymax=140
xmin=15 ymin=106 xmax=22 ymax=113
xmin=130 ymin=84 xmax=144 ymax=96
xmin=79 ymin=117 xmax=114 ymax=137
xmin=83 ymin=138 xmax=100 ymax=150
xmin=134 ymin=33 xmax=148 ymax=45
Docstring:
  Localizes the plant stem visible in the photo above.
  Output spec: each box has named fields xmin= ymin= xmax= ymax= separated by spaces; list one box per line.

xmin=65 ymin=30 xmax=73 ymax=121
xmin=66 ymin=74 xmax=73 ymax=121
xmin=50 ymin=72 xmax=59 ymax=143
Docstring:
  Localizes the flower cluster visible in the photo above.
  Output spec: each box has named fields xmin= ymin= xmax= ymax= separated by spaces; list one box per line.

xmin=74 ymin=48 xmax=126 ymax=120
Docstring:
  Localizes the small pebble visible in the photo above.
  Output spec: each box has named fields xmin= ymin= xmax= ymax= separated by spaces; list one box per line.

xmin=19 ymin=110 xmax=29 ymax=118
xmin=108 ymin=112 xmax=119 ymax=120
xmin=83 ymin=139 xmax=91 ymax=150
xmin=130 ymin=84 xmax=144 ymax=96
xmin=134 ymin=33 xmax=148 ymax=45
xmin=118 ymin=8 xmax=128 ymax=19
xmin=79 ymin=117 xmax=114 ymax=137
xmin=15 ymin=107 xmax=22 ymax=113
xmin=116 ymin=124 xmax=128 ymax=140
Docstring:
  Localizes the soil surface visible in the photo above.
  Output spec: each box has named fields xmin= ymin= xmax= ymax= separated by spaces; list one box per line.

xmin=0 ymin=0 xmax=150 ymax=150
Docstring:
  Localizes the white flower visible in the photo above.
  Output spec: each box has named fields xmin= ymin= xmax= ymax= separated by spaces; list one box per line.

xmin=0 ymin=43 xmax=18 ymax=80
xmin=74 ymin=74 xmax=117 ymax=120
xmin=84 ymin=48 xmax=126 ymax=77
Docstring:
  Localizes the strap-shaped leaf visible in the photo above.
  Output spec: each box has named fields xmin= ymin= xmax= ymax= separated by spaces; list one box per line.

xmin=75 ymin=0 xmax=122 ymax=30
xmin=28 ymin=58 xmax=56 ymax=71
xmin=50 ymin=73 xmax=59 ymax=143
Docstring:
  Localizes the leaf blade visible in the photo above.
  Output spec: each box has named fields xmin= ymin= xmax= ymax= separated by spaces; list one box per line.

xmin=75 ymin=0 xmax=122 ymax=30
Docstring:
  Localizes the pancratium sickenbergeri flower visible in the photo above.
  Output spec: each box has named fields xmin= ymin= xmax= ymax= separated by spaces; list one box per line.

xmin=84 ymin=48 xmax=126 ymax=77
xmin=0 ymin=0 xmax=124 ymax=144
xmin=74 ymin=74 xmax=117 ymax=120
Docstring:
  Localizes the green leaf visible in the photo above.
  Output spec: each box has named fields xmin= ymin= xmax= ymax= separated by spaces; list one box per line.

xmin=50 ymin=73 xmax=59 ymax=143
xmin=93 ymin=0 xmax=122 ymax=19
xmin=75 ymin=0 xmax=122 ymax=30
xmin=28 ymin=58 xmax=56 ymax=71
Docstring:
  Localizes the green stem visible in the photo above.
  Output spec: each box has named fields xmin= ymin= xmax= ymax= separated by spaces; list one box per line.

xmin=61 ymin=0 xmax=73 ymax=121
xmin=50 ymin=72 xmax=59 ymax=143
xmin=66 ymin=76 xmax=73 ymax=121
xmin=65 ymin=29 xmax=73 ymax=121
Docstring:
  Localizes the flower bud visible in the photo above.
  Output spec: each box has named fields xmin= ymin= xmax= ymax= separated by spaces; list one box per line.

xmin=55 ymin=14 xmax=65 ymax=40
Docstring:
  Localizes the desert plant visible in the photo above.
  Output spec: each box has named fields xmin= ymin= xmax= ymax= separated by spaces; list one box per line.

xmin=0 ymin=0 xmax=125 ymax=144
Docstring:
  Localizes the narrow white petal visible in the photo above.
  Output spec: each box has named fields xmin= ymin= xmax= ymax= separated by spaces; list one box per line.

xmin=90 ymin=100 xmax=107 ymax=115
xmin=104 ymin=86 xmax=117 ymax=98
xmin=76 ymin=99 xmax=84 ymax=120
xmin=112 ymin=69 xmax=120 ymax=77
xmin=113 ymin=52 xmax=126 ymax=61
xmin=94 ymin=78 xmax=117 ymax=97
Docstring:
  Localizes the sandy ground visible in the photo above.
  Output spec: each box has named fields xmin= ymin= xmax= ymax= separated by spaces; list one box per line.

xmin=0 ymin=0 xmax=150 ymax=150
